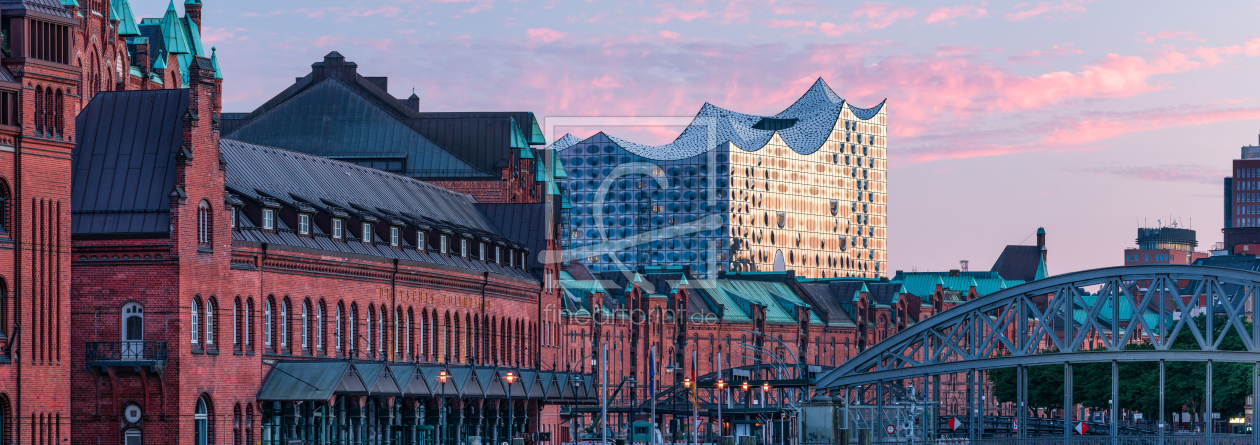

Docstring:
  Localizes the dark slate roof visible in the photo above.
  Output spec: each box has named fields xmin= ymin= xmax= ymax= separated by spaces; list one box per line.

xmin=225 ymin=78 xmax=490 ymax=179
xmin=991 ymin=245 xmax=1042 ymax=282
xmin=407 ymin=116 xmax=526 ymax=174
xmin=414 ymin=112 xmax=544 ymax=145
xmin=0 ymin=0 xmax=74 ymax=18
xmin=0 ymin=65 xmax=16 ymax=84
xmin=867 ymin=283 xmax=902 ymax=305
xmin=476 ymin=203 xmax=549 ymax=277
xmin=71 ymin=89 xmax=190 ymax=236
xmin=222 ymin=139 xmax=535 ymax=280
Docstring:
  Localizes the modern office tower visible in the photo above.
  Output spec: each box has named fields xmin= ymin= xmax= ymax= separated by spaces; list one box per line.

xmin=554 ymin=79 xmax=888 ymax=278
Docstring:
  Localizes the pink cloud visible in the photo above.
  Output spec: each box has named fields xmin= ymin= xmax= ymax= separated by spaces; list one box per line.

xmin=1136 ymin=31 xmax=1207 ymax=43
xmin=925 ymin=4 xmax=989 ymax=24
xmin=767 ymin=19 xmax=816 ymax=29
xmin=311 ymin=35 xmax=341 ymax=48
xmin=659 ymin=30 xmax=681 ymax=39
xmin=648 ymin=7 xmax=710 ymax=24
xmin=1079 ymin=164 xmax=1227 ymax=185
xmin=463 ymin=4 xmax=492 ymax=13
xmin=814 ymin=2 xmax=916 ymax=36
xmin=526 ymin=28 xmax=568 ymax=43
xmin=772 ymin=2 xmax=823 ymax=15
xmin=1008 ymin=43 xmax=1083 ymax=64
xmin=1006 ymin=0 xmax=1089 ymax=21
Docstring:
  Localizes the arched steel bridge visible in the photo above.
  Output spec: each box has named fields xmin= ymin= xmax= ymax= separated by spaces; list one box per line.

xmin=815 ymin=265 xmax=1260 ymax=440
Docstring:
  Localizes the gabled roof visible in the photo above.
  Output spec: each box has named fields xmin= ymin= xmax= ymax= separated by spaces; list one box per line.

xmin=112 ymin=0 xmax=141 ymax=36
xmin=476 ymin=203 xmax=549 ymax=277
xmin=991 ymin=245 xmax=1044 ymax=282
xmin=71 ymin=89 xmax=190 ymax=236
xmin=222 ymin=139 xmax=536 ymax=280
xmin=226 ymin=78 xmax=488 ymax=179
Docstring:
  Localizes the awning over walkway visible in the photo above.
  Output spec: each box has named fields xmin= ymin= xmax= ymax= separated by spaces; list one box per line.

xmin=257 ymin=360 xmax=599 ymax=404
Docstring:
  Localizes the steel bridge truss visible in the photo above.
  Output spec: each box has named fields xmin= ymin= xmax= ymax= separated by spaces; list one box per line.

xmin=816 ymin=265 xmax=1260 ymax=441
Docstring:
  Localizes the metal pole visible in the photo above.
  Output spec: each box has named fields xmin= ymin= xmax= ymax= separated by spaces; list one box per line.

xmin=967 ymin=371 xmax=976 ymax=440
xmin=717 ymin=352 xmax=723 ymax=439
xmin=692 ymin=349 xmax=698 ymax=445
xmin=1017 ymin=365 xmax=1026 ymax=439
xmin=1111 ymin=360 xmax=1118 ymax=443
xmin=1254 ymin=362 xmax=1259 ymax=441
xmin=651 ymin=345 xmax=657 ymax=445
xmin=1159 ymin=359 xmax=1165 ymax=442
xmin=509 ymin=377 xmax=514 ymax=442
xmin=1207 ymin=359 xmax=1213 ymax=439
xmin=877 ymin=380 xmax=884 ymax=441
xmin=1064 ymin=363 xmax=1073 ymax=440
xmin=603 ymin=343 xmax=609 ymax=445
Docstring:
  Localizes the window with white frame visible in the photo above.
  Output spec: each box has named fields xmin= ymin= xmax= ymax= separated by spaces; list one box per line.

xmin=460 ymin=239 xmax=468 ymax=258
xmin=332 ymin=219 xmax=343 ymax=239
xmin=191 ymin=299 xmax=200 ymax=346
xmin=298 ymin=214 xmax=310 ymax=235
xmin=335 ymin=304 xmax=343 ymax=354
xmin=509 ymin=250 xmax=514 ymax=267
xmin=230 ymin=207 xmax=237 ymax=229
xmin=362 ymin=222 xmax=373 ymax=243
xmin=280 ymin=300 xmax=289 ymax=349
xmin=378 ymin=306 xmax=386 ymax=356
xmin=417 ymin=231 xmax=427 ymax=251
xmin=390 ymin=227 xmax=400 ymax=247
xmin=440 ymin=235 xmax=448 ymax=254
xmin=479 ymin=243 xmax=486 ymax=261
xmin=316 ymin=302 xmax=324 ymax=353
xmin=495 ymin=246 xmax=501 ymax=264
xmin=301 ymin=302 xmax=309 ymax=350
xmin=197 ymin=201 xmax=211 ymax=246
xmin=365 ymin=309 xmax=373 ymax=355
xmin=205 ymin=299 xmax=215 ymax=346
xmin=262 ymin=209 xmax=275 ymax=230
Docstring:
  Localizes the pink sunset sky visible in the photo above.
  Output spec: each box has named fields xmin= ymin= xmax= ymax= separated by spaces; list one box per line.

xmin=137 ymin=0 xmax=1260 ymax=276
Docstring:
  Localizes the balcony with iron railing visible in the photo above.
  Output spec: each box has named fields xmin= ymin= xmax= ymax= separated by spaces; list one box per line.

xmin=85 ymin=341 xmax=168 ymax=370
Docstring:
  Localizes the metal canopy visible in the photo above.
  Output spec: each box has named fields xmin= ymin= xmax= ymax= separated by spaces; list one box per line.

xmin=817 ymin=265 xmax=1260 ymax=388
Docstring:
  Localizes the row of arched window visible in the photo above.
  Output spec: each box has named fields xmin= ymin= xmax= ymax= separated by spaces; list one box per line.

xmin=33 ymin=86 xmax=64 ymax=139
xmin=186 ymin=295 xmax=540 ymax=366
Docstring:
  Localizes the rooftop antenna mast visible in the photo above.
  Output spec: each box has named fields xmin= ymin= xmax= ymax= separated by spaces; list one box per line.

xmin=960 ymin=260 xmax=969 ymax=272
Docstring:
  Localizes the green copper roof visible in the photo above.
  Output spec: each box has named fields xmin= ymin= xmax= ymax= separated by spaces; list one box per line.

xmin=161 ymin=0 xmax=192 ymax=54
xmin=1034 ymin=256 xmax=1049 ymax=281
xmin=210 ymin=47 xmax=222 ymax=79
xmin=509 ymin=117 xmax=529 ymax=150
xmin=519 ymin=146 xmax=534 ymax=159
xmin=552 ymin=151 xmax=568 ymax=179
xmin=61 ymin=0 xmax=78 ymax=6
xmin=153 ymin=50 xmax=168 ymax=69
xmin=528 ymin=118 xmax=545 ymax=145
xmin=113 ymin=0 xmax=141 ymax=36
xmin=184 ymin=0 xmax=201 ymax=4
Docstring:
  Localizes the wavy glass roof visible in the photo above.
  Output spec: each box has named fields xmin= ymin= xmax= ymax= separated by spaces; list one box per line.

xmin=603 ymin=78 xmax=885 ymax=161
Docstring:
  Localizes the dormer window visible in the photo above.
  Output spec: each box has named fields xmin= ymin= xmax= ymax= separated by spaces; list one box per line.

xmin=332 ymin=219 xmax=343 ymax=239
xmin=298 ymin=214 xmax=311 ymax=235
xmin=495 ymin=246 xmax=501 ymax=264
xmin=417 ymin=231 xmax=427 ymax=251
xmin=390 ymin=227 xmax=400 ymax=247
xmin=521 ymin=252 xmax=527 ymax=269
xmin=230 ymin=207 xmax=237 ymax=229
xmin=262 ymin=209 xmax=275 ymax=230
xmin=460 ymin=239 xmax=468 ymax=258
xmin=440 ymin=235 xmax=448 ymax=254
xmin=361 ymin=223 xmax=373 ymax=243
xmin=479 ymin=243 xmax=486 ymax=261
xmin=509 ymin=249 xmax=515 ymax=267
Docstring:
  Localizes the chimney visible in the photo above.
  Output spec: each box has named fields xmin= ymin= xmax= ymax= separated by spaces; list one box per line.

xmin=184 ymin=0 xmax=202 ymax=34
xmin=948 ymin=269 xmax=960 ymax=277
xmin=1036 ymin=227 xmax=1047 ymax=262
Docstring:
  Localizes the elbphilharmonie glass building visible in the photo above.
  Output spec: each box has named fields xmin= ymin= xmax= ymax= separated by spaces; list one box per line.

xmin=553 ymin=79 xmax=887 ymax=279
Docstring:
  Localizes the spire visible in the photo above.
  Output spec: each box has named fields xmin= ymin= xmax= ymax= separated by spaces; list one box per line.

xmin=210 ymin=47 xmax=222 ymax=79
xmin=113 ymin=0 xmax=141 ymax=36
xmin=162 ymin=0 xmax=192 ymax=54
xmin=153 ymin=50 xmax=168 ymax=70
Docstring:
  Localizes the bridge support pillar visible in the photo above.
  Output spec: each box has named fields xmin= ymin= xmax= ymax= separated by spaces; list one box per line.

xmin=1254 ymin=362 xmax=1259 ymax=441
xmin=1064 ymin=363 xmax=1072 ymax=440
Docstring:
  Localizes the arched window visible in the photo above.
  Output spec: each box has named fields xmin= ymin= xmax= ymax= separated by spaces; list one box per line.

xmin=263 ymin=298 xmax=273 ymax=348
xmin=349 ymin=304 xmax=358 ymax=356
xmin=394 ymin=307 xmax=403 ymax=359
xmin=232 ymin=298 xmax=240 ymax=350
xmin=54 ymin=89 xmax=63 ymax=138
xmin=335 ymin=302 xmax=343 ymax=355
xmin=372 ymin=303 xmax=383 ymax=355
xmin=316 ymin=300 xmax=325 ymax=354
xmin=405 ymin=308 xmax=413 ymax=361
xmin=301 ymin=300 xmax=310 ymax=352
xmin=46 ymin=86 xmax=55 ymax=137
xmin=191 ymin=298 xmax=200 ymax=346
xmin=194 ymin=396 xmax=210 ymax=445
xmin=33 ymin=86 xmax=42 ymax=135
xmin=0 ymin=180 xmax=10 ymax=236
xmin=205 ymin=298 xmax=216 ymax=347
xmin=365 ymin=305 xmax=374 ymax=357
xmin=279 ymin=298 xmax=289 ymax=351
xmin=197 ymin=200 xmax=211 ymax=247
xmin=245 ymin=298 xmax=253 ymax=350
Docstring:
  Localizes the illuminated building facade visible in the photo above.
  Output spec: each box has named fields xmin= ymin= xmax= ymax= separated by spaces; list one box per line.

xmin=554 ymin=79 xmax=888 ymax=279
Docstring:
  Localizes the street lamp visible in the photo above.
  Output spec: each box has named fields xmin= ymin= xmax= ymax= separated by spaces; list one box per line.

xmin=505 ymin=371 xmax=517 ymax=443
xmin=716 ymin=380 xmax=726 ymax=438
xmin=439 ymin=368 xmax=450 ymax=445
